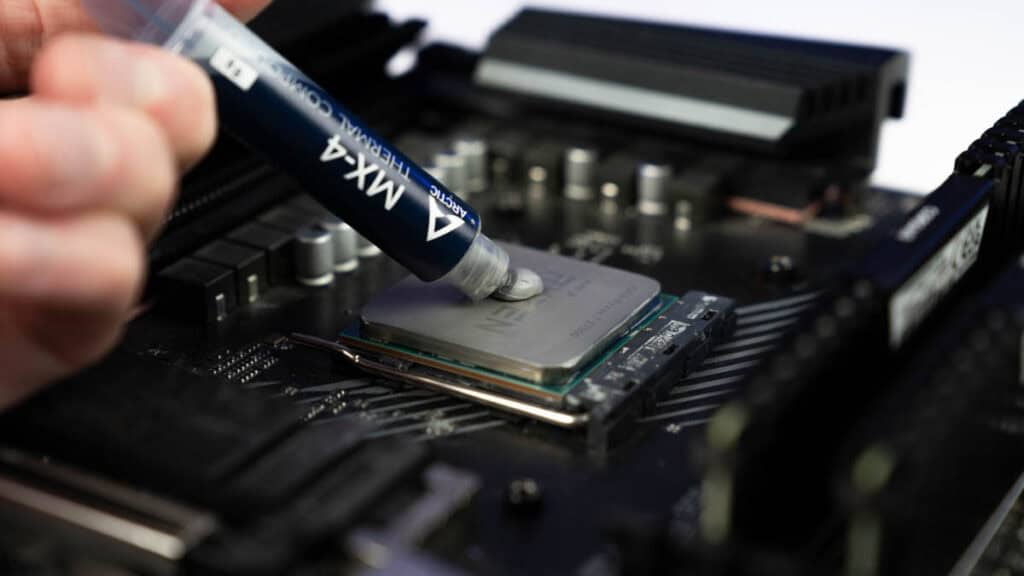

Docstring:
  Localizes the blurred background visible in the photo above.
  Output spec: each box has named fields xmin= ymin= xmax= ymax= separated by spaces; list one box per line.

xmin=375 ymin=0 xmax=1024 ymax=194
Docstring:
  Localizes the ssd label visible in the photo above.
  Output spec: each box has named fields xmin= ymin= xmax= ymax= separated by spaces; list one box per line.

xmin=888 ymin=204 xmax=989 ymax=349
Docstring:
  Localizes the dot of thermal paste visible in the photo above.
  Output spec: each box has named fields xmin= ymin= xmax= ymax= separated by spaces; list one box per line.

xmin=491 ymin=267 xmax=545 ymax=302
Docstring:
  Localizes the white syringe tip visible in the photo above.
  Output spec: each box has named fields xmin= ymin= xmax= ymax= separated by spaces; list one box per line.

xmin=81 ymin=0 xmax=199 ymax=45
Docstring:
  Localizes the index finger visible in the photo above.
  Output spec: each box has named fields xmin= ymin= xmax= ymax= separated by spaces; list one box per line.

xmin=0 ymin=0 xmax=273 ymax=92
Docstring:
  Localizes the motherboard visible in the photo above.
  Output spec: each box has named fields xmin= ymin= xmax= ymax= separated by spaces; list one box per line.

xmin=1 ymin=4 xmax=1022 ymax=576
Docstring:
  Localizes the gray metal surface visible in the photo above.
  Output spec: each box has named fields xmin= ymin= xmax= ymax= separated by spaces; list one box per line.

xmin=360 ymin=243 xmax=661 ymax=383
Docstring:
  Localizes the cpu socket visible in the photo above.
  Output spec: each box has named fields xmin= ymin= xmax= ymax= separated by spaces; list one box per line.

xmin=298 ymin=243 xmax=735 ymax=446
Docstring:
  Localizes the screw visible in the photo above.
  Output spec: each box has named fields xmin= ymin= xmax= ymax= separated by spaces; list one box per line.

xmin=505 ymin=478 xmax=543 ymax=514
xmin=762 ymin=254 xmax=800 ymax=286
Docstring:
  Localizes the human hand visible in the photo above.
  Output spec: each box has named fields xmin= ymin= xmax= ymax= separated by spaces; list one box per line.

xmin=0 ymin=0 xmax=272 ymax=409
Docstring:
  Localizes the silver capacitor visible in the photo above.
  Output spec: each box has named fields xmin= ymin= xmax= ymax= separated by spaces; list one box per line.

xmin=357 ymin=235 xmax=382 ymax=258
xmin=637 ymin=163 xmax=673 ymax=216
xmin=433 ymin=151 xmax=469 ymax=199
xmin=294 ymin=225 xmax=335 ymax=287
xmin=564 ymin=147 xmax=598 ymax=201
xmin=425 ymin=164 xmax=445 ymax=182
xmin=454 ymin=137 xmax=489 ymax=194
xmin=320 ymin=216 xmax=359 ymax=273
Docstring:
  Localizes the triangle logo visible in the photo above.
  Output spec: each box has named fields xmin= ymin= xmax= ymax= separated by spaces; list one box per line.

xmin=426 ymin=197 xmax=465 ymax=242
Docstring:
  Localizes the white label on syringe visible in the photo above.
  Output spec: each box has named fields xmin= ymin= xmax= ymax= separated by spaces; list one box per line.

xmin=210 ymin=47 xmax=258 ymax=91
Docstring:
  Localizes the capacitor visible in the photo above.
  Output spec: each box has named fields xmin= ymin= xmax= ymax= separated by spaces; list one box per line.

xmin=425 ymin=165 xmax=445 ymax=182
xmin=600 ymin=182 xmax=621 ymax=200
xmin=523 ymin=141 xmax=562 ymax=198
xmin=357 ymin=235 xmax=382 ymax=259
xmin=563 ymin=147 xmax=598 ymax=201
xmin=674 ymin=198 xmax=694 ymax=232
xmin=637 ymin=163 xmax=673 ymax=216
xmin=294 ymin=225 xmax=335 ymax=287
xmin=320 ymin=216 xmax=359 ymax=273
xmin=454 ymin=137 xmax=489 ymax=194
xmin=597 ymin=151 xmax=639 ymax=205
xmin=433 ymin=151 xmax=469 ymax=199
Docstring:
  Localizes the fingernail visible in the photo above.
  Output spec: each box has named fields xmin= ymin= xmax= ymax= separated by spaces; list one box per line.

xmin=130 ymin=53 xmax=173 ymax=107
